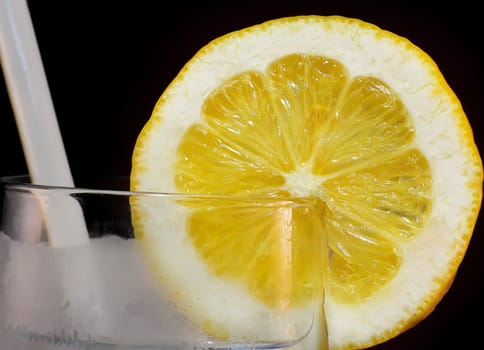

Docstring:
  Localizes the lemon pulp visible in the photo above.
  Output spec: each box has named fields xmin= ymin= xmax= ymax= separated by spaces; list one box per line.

xmin=174 ymin=53 xmax=432 ymax=305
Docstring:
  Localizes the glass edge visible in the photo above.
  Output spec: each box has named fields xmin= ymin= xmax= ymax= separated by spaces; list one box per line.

xmin=0 ymin=175 xmax=319 ymax=203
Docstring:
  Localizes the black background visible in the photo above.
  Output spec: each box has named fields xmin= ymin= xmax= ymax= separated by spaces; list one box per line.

xmin=1 ymin=1 xmax=482 ymax=349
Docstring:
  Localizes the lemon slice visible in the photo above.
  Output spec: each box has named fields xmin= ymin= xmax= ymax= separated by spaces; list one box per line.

xmin=130 ymin=15 xmax=483 ymax=349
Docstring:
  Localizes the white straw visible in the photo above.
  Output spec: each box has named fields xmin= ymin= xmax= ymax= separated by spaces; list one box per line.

xmin=0 ymin=0 xmax=89 ymax=246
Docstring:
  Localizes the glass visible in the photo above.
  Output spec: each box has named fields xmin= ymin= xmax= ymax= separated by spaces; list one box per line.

xmin=0 ymin=176 xmax=328 ymax=350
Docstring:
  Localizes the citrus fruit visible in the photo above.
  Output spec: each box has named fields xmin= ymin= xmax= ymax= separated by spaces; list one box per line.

xmin=130 ymin=15 xmax=483 ymax=349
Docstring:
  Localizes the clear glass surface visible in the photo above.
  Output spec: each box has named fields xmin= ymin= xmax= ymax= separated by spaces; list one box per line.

xmin=0 ymin=176 xmax=328 ymax=350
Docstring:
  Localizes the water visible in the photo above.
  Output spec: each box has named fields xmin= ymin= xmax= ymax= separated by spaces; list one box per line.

xmin=0 ymin=231 xmax=207 ymax=349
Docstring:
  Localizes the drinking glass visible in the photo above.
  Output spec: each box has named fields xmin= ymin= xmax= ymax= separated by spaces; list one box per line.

xmin=0 ymin=175 xmax=328 ymax=350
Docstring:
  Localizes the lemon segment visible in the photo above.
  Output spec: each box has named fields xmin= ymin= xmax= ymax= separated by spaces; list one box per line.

xmin=176 ymin=123 xmax=288 ymax=196
xmin=187 ymin=198 xmax=326 ymax=310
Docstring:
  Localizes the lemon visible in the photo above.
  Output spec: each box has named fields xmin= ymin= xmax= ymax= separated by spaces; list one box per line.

xmin=130 ymin=15 xmax=483 ymax=349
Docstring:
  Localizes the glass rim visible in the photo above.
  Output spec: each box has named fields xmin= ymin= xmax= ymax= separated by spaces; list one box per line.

xmin=0 ymin=174 xmax=319 ymax=203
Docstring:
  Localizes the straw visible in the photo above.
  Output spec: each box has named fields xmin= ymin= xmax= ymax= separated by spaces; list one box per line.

xmin=0 ymin=0 xmax=89 ymax=246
